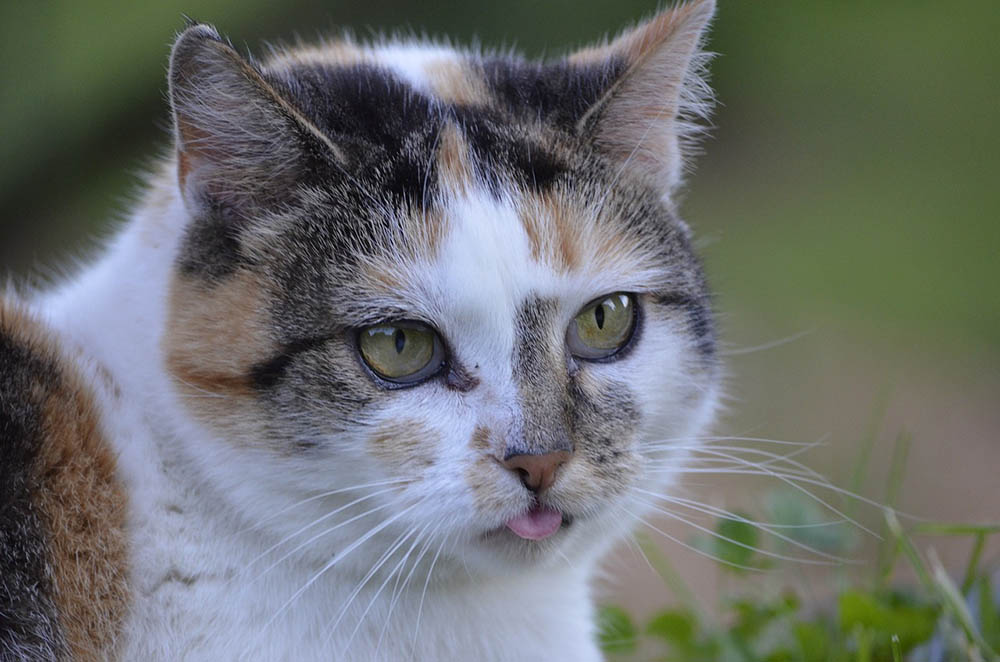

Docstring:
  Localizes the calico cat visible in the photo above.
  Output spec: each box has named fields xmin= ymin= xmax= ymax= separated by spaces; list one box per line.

xmin=0 ymin=1 xmax=719 ymax=659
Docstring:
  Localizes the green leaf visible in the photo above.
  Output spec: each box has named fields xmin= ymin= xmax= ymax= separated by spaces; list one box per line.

xmin=597 ymin=605 xmax=638 ymax=655
xmin=838 ymin=590 xmax=936 ymax=653
xmin=978 ymin=576 xmax=1000 ymax=650
xmin=716 ymin=515 xmax=760 ymax=566
xmin=793 ymin=622 xmax=830 ymax=662
xmin=647 ymin=608 xmax=696 ymax=646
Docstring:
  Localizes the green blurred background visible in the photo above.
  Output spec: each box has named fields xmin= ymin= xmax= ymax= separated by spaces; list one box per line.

xmin=2 ymin=0 xmax=997 ymax=614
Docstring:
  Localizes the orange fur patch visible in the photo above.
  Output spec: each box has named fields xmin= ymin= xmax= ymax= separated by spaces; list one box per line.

xmin=616 ymin=2 xmax=709 ymax=65
xmin=469 ymin=425 xmax=492 ymax=452
xmin=425 ymin=58 xmax=490 ymax=106
xmin=518 ymin=190 xmax=583 ymax=272
xmin=370 ymin=419 xmax=436 ymax=473
xmin=266 ymin=40 xmax=370 ymax=70
xmin=568 ymin=1 xmax=708 ymax=68
xmin=435 ymin=124 xmax=475 ymax=195
xmin=164 ymin=270 xmax=274 ymax=400
xmin=1 ymin=302 xmax=129 ymax=661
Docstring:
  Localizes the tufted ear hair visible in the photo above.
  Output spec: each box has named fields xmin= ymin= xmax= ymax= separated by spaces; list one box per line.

xmin=168 ymin=24 xmax=345 ymax=220
xmin=572 ymin=0 xmax=715 ymax=195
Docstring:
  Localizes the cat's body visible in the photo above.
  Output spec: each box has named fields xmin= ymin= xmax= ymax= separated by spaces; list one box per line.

xmin=1 ymin=2 xmax=719 ymax=660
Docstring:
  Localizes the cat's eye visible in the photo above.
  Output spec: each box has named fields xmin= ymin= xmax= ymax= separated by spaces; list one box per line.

xmin=358 ymin=321 xmax=446 ymax=384
xmin=566 ymin=293 xmax=637 ymax=360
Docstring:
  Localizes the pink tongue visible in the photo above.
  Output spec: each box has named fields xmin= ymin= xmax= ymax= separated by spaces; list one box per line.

xmin=505 ymin=506 xmax=563 ymax=540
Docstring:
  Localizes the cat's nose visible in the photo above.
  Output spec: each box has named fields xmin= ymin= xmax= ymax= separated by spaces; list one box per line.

xmin=502 ymin=450 xmax=572 ymax=493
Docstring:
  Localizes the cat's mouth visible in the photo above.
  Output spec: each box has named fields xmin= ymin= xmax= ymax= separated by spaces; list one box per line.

xmin=492 ymin=505 xmax=575 ymax=542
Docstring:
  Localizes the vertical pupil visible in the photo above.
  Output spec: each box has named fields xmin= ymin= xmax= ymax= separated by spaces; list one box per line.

xmin=394 ymin=328 xmax=406 ymax=354
xmin=594 ymin=304 xmax=605 ymax=329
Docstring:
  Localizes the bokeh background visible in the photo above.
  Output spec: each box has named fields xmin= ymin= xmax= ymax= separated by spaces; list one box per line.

xmin=3 ymin=0 xmax=997 ymax=622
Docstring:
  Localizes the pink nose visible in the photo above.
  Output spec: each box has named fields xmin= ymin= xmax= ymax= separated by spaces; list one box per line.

xmin=502 ymin=451 xmax=572 ymax=492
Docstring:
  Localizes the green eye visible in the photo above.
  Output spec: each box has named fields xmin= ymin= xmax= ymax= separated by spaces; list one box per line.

xmin=358 ymin=322 xmax=445 ymax=384
xmin=567 ymin=293 xmax=637 ymax=360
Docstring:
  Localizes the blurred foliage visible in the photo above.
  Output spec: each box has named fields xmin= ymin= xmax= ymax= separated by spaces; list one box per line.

xmin=597 ymin=509 xmax=1000 ymax=661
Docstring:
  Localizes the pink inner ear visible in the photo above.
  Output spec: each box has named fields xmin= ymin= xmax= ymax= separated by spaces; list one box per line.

xmin=574 ymin=0 xmax=715 ymax=194
xmin=175 ymin=119 xmax=212 ymax=193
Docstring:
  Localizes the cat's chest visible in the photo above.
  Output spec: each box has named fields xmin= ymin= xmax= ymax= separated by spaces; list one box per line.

xmin=119 ymin=535 xmax=601 ymax=662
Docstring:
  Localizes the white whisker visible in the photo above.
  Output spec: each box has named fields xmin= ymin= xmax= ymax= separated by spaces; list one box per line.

xmin=622 ymin=506 xmax=770 ymax=573
xmin=719 ymin=329 xmax=814 ymax=356
xmin=245 ymin=499 xmax=397 ymax=587
xmin=235 ymin=477 xmax=410 ymax=535
xmin=409 ymin=532 xmax=452 ymax=660
xmin=264 ymin=502 xmax=419 ymax=628
xmin=632 ymin=493 xmax=842 ymax=565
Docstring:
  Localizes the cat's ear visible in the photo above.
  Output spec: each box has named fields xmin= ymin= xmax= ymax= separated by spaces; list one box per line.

xmin=572 ymin=0 xmax=715 ymax=194
xmin=168 ymin=24 xmax=343 ymax=219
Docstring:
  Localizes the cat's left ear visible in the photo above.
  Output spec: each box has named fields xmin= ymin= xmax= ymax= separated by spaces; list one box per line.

xmin=168 ymin=24 xmax=345 ymax=220
xmin=573 ymin=0 xmax=715 ymax=194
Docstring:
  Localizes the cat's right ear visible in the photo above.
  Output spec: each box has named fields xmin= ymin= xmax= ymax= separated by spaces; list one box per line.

xmin=168 ymin=25 xmax=344 ymax=220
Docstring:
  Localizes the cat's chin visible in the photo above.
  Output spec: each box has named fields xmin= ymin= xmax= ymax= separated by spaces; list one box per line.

xmin=466 ymin=527 xmax=573 ymax=570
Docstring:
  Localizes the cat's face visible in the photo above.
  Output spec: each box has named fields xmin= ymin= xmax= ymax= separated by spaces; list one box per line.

xmin=163 ymin=2 xmax=719 ymax=573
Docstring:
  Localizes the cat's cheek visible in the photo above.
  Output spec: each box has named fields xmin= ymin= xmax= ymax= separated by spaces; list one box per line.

xmin=463 ymin=454 xmax=530 ymax=524
xmin=549 ymin=450 xmax=640 ymax=513
xmin=367 ymin=418 xmax=439 ymax=475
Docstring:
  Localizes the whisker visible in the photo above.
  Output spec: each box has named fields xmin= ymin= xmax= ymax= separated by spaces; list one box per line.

xmin=409 ymin=532 xmax=452 ymax=660
xmin=622 ymin=506 xmax=770 ymax=573
xmin=236 ymin=477 xmax=410 ymax=535
xmin=690 ymin=442 xmax=918 ymax=522
xmin=243 ymin=498 xmax=397 ymax=586
xmin=653 ymin=458 xmax=884 ymax=538
xmin=374 ymin=522 xmax=442 ymax=658
xmin=264 ymin=502 xmax=420 ymax=629
xmin=664 ymin=493 xmax=849 ymax=530
xmin=340 ymin=519 xmax=438 ymax=652
xmin=719 ymin=328 xmax=814 ymax=356
xmin=646 ymin=434 xmax=826 ymax=449
xmin=330 ymin=521 xmax=428 ymax=648
xmin=663 ymin=459 xmax=820 ymax=480
xmin=632 ymin=493 xmax=843 ymax=565
xmin=238 ymin=485 xmax=403 ymax=576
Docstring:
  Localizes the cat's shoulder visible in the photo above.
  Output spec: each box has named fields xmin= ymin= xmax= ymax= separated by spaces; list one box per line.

xmin=0 ymin=297 xmax=129 ymax=661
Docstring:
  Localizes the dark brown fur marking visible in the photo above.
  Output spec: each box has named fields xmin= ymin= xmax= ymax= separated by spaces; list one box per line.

xmin=0 ymin=301 xmax=129 ymax=661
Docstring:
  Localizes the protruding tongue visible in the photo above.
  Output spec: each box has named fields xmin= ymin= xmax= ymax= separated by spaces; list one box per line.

xmin=505 ymin=505 xmax=562 ymax=541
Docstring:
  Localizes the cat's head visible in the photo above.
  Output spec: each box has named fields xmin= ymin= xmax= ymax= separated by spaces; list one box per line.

xmin=162 ymin=0 xmax=720 ymax=573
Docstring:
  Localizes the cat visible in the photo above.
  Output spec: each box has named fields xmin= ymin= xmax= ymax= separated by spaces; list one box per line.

xmin=0 ymin=1 xmax=719 ymax=659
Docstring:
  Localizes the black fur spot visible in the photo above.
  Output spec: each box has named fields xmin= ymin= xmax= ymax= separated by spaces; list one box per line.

xmin=249 ymin=336 xmax=332 ymax=390
xmin=176 ymin=207 xmax=244 ymax=280
xmin=453 ymin=109 xmax=568 ymax=193
xmin=0 ymin=325 xmax=66 ymax=660
xmin=481 ymin=56 xmax=628 ymax=131
xmin=270 ymin=64 xmax=442 ymax=205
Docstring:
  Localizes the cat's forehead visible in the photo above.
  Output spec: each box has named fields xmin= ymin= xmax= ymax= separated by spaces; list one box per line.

xmin=313 ymin=120 xmax=688 ymax=329
xmin=259 ymin=41 xmax=627 ymax=205
xmin=264 ymin=38 xmax=626 ymax=125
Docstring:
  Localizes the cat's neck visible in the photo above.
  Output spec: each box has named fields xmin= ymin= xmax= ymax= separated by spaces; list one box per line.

xmin=42 ymin=176 xmax=184 ymax=411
